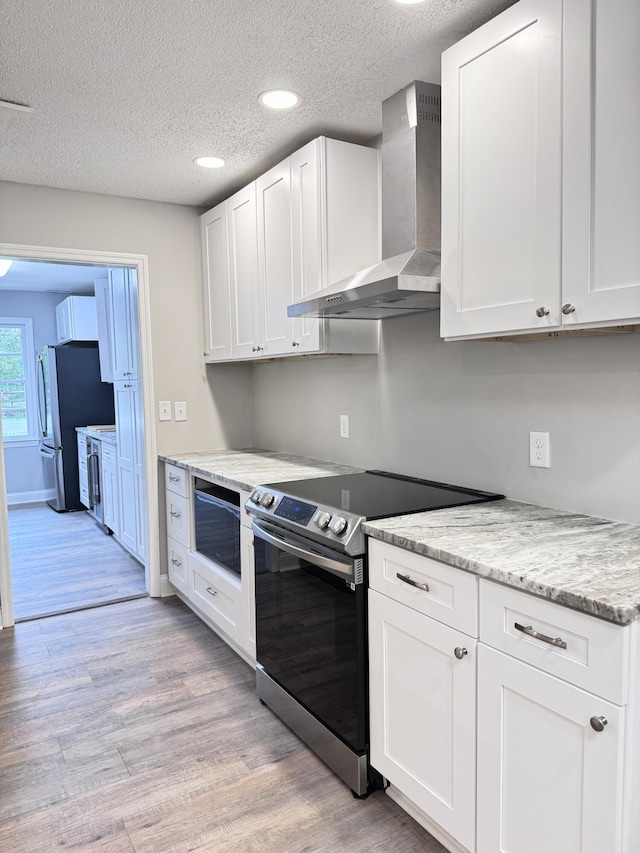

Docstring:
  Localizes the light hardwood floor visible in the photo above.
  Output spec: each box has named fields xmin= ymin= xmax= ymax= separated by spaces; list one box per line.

xmin=0 ymin=596 xmax=448 ymax=852
xmin=8 ymin=504 xmax=146 ymax=621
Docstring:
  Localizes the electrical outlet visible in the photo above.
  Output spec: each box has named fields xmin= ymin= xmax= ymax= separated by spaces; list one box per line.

xmin=158 ymin=401 xmax=172 ymax=422
xmin=175 ymin=402 xmax=188 ymax=422
xmin=339 ymin=414 xmax=350 ymax=439
xmin=529 ymin=431 xmax=550 ymax=468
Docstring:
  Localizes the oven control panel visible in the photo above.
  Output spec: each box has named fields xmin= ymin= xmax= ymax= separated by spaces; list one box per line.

xmin=246 ymin=486 xmax=365 ymax=554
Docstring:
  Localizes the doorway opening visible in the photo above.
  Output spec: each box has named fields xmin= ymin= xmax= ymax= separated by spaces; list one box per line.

xmin=0 ymin=250 xmax=157 ymax=625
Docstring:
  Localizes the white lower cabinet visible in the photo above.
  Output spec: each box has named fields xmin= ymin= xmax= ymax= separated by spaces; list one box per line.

xmin=101 ymin=442 xmax=119 ymax=537
xmin=369 ymin=589 xmax=477 ymax=852
xmin=163 ymin=464 xmax=255 ymax=665
xmin=477 ymin=645 xmax=624 ymax=853
xmin=368 ymin=540 xmax=639 ymax=853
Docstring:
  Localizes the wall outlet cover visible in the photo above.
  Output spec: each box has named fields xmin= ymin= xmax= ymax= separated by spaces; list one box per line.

xmin=529 ymin=431 xmax=550 ymax=468
xmin=340 ymin=414 xmax=350 ymax=439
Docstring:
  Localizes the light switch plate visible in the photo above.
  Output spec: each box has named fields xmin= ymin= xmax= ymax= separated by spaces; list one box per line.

xmin=175 ymin=401 xmax=187 ymax=422
xmin=158 ymin=401 xmax=172 ymax=422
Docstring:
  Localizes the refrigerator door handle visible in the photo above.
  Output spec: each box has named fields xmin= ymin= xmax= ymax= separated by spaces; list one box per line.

xmin=37 ymin=353 xmax=48 ymax=438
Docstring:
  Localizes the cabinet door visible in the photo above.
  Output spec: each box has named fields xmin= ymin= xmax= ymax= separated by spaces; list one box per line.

xmin=55 ymin=300 xmax=71 ymax=344
xmin=114 ymin=381 xmax=137 ymax=554
xmin=94 ymin=279 xmax=114 ymax=382
xmin=228 ymin=182 xmax=260 ymax=359
xmin=109 ymin=268 xmax=138 ymax=380
xmin=256 ymin=159 xmax=295 ymax=357
xmin=477 ymin=645 xmax=624 ymax=853
xmin=562 ymin=0 xmax=640 ymax=326
xmin=290 ymin=139 xmax=322 ymax=353
xmin=102 ymin=459 xmax=119 ymax=536
xmin=369 ymin=590 xmax=477 ymax=851
xmin=441 ymin=0 xmax=563 ymax=338
xmin=201 ymin=200 xmax=233 ymax=361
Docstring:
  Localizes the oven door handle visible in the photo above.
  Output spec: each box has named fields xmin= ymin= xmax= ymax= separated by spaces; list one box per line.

xmin=251 ymin=520 xmax=355 ymax=580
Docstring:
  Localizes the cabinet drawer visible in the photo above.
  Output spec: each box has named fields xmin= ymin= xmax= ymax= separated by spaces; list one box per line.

xmin=79 ymin=482 xmax=90 ymax=509
xmin=165 ymin=463 xmax=189 ymax=497
xmin=165 ymin=491 xmax=190 ymax=547
xmin=368 ymin=539 xmax=478 ymax=636
xmin=479 ymin=580 xmax=630 ymax=704
xmin=166 ymin=537 xmax=188 ymax=596
xmin=102 ymin=443 xmax=117 ymax=464
xmin=188 ymin=551 xmax=241 ymax=644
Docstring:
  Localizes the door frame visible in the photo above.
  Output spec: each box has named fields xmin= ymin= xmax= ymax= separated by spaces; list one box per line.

xmin=0 ymin=242 xmax=160 ymax=628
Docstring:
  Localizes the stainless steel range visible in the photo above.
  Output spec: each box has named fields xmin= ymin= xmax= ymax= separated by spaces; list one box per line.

xmin=246 ymin=470 xmax=502 ymax=797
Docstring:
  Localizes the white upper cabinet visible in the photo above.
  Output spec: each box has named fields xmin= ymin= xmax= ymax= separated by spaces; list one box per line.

xmin=256 ymin=159 xmax=295 ymax=357
xmin=55 ymin=295 xmax=99 ymax=344
xmin=200 ymin=136 xmax=380 ymax=362
xmin=227 ymin=182 xmax=261 ymax=360
xmin=441 ymin=0 xmax=640 ymax=340
xmin=201 ymin=200 xmax=232 ymax=362
xmin=109 ymin=267 xmax=139 ymax=380
xmin=441 ymin=0 xmax=562 ymax=339
xmin=562 ymin=0 xmax=640 ymax=326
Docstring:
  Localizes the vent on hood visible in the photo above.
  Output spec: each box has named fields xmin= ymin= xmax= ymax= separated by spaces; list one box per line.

xmin=288 ymin=80 xmax=441 ymax=320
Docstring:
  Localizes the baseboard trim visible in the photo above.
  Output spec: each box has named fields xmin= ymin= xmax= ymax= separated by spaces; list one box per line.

xmin=159 ymin=573 xmax=175 ymax=598
xmin=7 ymin=489 xmax=55 ymax=507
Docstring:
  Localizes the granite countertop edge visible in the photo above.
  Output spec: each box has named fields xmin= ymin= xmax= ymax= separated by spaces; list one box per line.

xmin=364 ymin=501 xmax=640 ymax=626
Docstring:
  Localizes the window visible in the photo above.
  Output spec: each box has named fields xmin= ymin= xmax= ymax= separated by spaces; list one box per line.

xmin=0 ymin=318 xmax=38 ymax=443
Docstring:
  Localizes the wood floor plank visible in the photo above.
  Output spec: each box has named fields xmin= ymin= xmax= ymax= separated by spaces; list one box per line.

xmin=0 ymin=596 xmax=447 ymax=853
xmin=8 ymin=504 xmax=146 ymax=620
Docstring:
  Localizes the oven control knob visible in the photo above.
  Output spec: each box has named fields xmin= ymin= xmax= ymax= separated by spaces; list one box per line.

xmin=260 ymin=492 xmax=275 ymax=508
xmin=329 ymin=516 xmax=348 ymax=536
xmin=250 ymin=488 xmax=263 ymax=504
xmin=313 ymin=511 xmax=331 ymax=530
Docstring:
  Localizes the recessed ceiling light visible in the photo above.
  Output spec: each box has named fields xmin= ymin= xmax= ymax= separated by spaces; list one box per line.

xmin=258 ymin=90 xmax=301 ymax=110
xmin=194 ymin=156 xmax=225 ymax=169
xmin=394 ymin=0 xmax=427 ymax=4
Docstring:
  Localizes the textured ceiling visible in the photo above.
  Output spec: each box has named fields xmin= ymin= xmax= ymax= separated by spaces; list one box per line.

xmin=0 ymin=0 xmax=514 ymax=209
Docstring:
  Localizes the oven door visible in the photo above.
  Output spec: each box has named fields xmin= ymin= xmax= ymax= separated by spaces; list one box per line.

xmin=251 ymin=518 xmax=367 ymax=754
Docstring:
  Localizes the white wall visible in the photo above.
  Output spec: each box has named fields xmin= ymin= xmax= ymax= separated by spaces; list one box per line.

xmin=1 ymin=290 xmax=61 ymax=497
xmin=252 ymin=311 xmax=640 ymax=525
xmin=0 ymin=181 xmax=253 ymax=456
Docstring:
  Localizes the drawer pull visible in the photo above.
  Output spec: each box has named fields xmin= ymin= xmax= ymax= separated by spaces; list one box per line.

xmin=590 ymin=716 xmax=608 ymax=733
xmin=454 ymin=647 xmax=468 ymax=660
xmin=205 ymin=587 xmax=217 ymax=597
xmin=514 ymin=622 xmax=567 ymax=650
xmin=169 ymin=510 xmax=181 ymax=519
xmin=171 ymin=558 xmax=182 ymax=568
xmin=396 ymin=573 xmax=429 ymax=592
xmin=169 ymin=474 xmax=180 ymax=483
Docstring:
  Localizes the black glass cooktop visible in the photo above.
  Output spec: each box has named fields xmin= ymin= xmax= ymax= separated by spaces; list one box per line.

xmin=265 ymin=470 xmax=503 ymax=520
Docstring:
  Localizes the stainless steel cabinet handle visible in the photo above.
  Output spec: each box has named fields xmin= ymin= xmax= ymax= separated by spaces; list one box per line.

xmin=514 ymin=622 xmax=567 ymax=650
xmin=124 ymin=383 xmax=132 ymax=389
xmin=169 ymin=510 xmax=181 ymax=519
xmin=205 ymin=587 xmax=217 ymax=597
xmin=562 ymin=303 xmax=576 ymax=315
xmin=251 ymin=345 xmax=264 ymax=353
xmin=171 ymin=557 xmax=182 ymax=567
xmin=454 ymin=647 xmax=468 ymax=660
xmin=169 ymin=474 xmax=180 ymax=483
xmin=536 ymin=306 xmax=550 ymax=317
xmin=204 ymin=351 xmax=209 ymax=357
xmin=396 ymin=573 xmax=430 ymax=592
xmin=292 ymin=341 xmax=300 ymax=347
xmin=590 ymin=716 xmax=608 ymax=732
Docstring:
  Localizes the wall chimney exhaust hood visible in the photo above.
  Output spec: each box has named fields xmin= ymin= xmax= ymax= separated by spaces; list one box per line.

xmin=288 ymin=81 xmax=441 ymax=320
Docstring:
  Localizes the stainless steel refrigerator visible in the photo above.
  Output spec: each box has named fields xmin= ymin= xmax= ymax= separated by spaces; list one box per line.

xmin=37 ymin=343 xmax=115 ymax=511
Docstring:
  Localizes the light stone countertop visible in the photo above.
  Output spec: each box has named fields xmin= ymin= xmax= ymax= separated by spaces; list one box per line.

xmin=76 ymin=426 xmax=118 ymax=445
xmin=159 ymin=448 xmax=361 ymax=492
xmin=363 ymin=500 xmax=640 ymax=625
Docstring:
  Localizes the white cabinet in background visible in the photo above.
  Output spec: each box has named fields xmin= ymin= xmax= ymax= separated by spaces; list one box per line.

xmin=93 ymin=278 xmax=114 ymax=382
xmin=200 ymin=136 xmax=380 ymax=363
xmin=109 ymin=267 xmax=139 ymax=380
xmin=55 ymin=295 xmax=98 ymax=344
xmin=77 ymin=432 xmax=89 ymax=508
xmin=441 ymin=0 xmax=640 ymax=340
xmin=114 ymin=378 xmax=145 ymax=561
xmin=101 ymin=441 xmax=119 ymax=537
